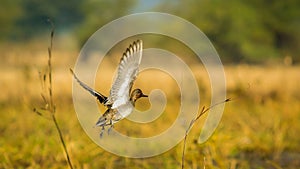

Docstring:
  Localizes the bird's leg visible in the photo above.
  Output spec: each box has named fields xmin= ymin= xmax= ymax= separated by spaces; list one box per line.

xmin=99 ymin=125 xmax=105 ymax=138
xmin=107 ymin=125 xmax=114 ymax=135
xmin=107 ymin=120 xmax=114 ymax=135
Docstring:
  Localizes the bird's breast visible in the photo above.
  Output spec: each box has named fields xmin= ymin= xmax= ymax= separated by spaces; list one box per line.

xmin=116 ymin=102 xmax=134 ymax=118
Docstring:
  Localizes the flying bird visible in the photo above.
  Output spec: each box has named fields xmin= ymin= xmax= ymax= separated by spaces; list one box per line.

xmin=70 ymin=40 xmax=147 ymax=137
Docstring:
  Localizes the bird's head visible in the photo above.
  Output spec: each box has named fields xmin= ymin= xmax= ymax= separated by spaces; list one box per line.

xmin=130 ymin=88 xmax=148 ymax=102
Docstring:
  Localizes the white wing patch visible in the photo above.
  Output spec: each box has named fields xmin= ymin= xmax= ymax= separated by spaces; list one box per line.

xmin=109 ymin=40 xmax=143 ymax=109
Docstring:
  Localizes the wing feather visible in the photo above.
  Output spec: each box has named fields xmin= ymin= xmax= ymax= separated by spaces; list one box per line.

xmin=108 ymin=40 xmax=143 ymax=108
xmin=70 ymin=69 xmax=109 ymax=105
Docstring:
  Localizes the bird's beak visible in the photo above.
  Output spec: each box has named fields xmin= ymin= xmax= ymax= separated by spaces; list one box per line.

xmin=142 ymin=94 xmax=148 ymax=97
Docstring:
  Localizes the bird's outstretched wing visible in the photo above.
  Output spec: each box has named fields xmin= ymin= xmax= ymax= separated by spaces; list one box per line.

xmin=108 ymin=40 xmax=143 ymax=109
xmin=70 ymin=69 xmax=108 ymax=105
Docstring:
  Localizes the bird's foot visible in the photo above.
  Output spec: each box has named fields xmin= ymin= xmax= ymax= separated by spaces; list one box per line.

xmin=107 ymin=125 xmax=114 ymax=135
xmin=99 ymin=126 xmax=105 ymax=138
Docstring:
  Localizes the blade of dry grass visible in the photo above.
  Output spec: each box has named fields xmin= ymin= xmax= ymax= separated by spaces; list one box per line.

xmin=181 ymin=98 xmax=231 ymax=169
xmin=33 ymin=20 xmax=74 ymax=169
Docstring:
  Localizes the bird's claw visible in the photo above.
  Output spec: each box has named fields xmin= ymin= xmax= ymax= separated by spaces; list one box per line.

xmin=99 ymin=125 xmax=105 ymax=138
xmin=107 ymin=125 xmax=114 ymax=135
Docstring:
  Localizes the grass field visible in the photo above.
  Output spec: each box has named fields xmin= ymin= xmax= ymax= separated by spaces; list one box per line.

xmin=0 ymin=44 xmax=300 ymax=169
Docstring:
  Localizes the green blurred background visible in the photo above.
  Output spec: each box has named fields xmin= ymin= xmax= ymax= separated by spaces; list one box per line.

xmin=1 ymin=0 xmax=299 ymax=64
xmin=1 ymin=1 xmax=300 ymax=168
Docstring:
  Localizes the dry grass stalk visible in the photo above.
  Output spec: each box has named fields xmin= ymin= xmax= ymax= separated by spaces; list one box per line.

xmin=33 ymin=20 xmax=74 ymax=169
xmin=181 ymin=98 xmax=231 ymax=169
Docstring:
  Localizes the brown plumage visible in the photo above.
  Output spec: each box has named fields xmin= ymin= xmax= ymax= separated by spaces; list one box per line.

xmin=71 ymin=40 xmax=147 ymax=137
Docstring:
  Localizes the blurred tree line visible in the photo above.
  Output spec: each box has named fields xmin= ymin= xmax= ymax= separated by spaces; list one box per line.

xmin=0 ymin=0 xmax=136 ymax=43
xmin=158 ymin=0 xmax=300 ymax=63
xmin=1 ymin=0 xmax=299 ymax=63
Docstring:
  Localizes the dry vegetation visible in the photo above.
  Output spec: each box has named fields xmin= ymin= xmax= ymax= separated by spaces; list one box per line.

xmin=0 ymin=43 xmax=300 ymax=169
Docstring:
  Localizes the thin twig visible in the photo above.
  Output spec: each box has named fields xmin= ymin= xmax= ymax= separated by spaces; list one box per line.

xmin=48 ymin=20 xmax=54 ymax=112
xmin=47 ymin=20 xmax=73 ymax=169
xmin=51 ymin=113 xmax=73 ymax=169
xmin=33 ymin=20 xmax=74 ymax=169
xmin=181 ymin=98 xmax=231 ymax=169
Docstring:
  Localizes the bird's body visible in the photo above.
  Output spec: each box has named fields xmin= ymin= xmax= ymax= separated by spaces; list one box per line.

xmin=71 ymin=40 xmax=147 ymax=137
